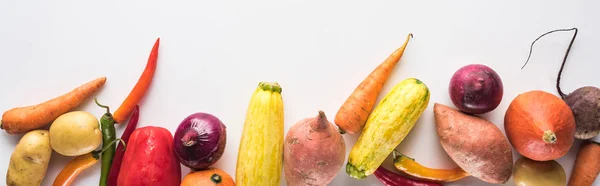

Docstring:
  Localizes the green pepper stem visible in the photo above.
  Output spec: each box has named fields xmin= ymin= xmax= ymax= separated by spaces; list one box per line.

xmin=93 ymin=138 xmax=126 ymax=159
xmin=392 ymin=150 xmax=415 ymax=162
xmin=94 ymin=98 xmax=111 ymax=114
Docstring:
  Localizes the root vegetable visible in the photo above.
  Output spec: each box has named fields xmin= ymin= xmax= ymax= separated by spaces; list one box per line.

xmin=568 ymin=140 xmax=600 ymax=186
xmin=1 ymin=77 xmax=107 ymax=134
xmin=174 ymin=112 xmax=227 ymax=170
xmin=334 ymin=33 xmax=413 ymax=134
xmin=6 ymin=130 xmax=52 ymax=186
xmin=504 ymin=90 xmax=576 ymax=161
xmin=434 ymin=103 xmax=513 ymax=184
xmin=283 ymin=111 xmax=346 ymax=186
xmin=521 ymin=27 xmax=600 ymax=139
xmin=448 ymin=64 xmax=503 ymax=114
xmin=513 ymin=156 xmax=566 ymax=186
xmin=49 ymin=111 xmax=102 ymax=156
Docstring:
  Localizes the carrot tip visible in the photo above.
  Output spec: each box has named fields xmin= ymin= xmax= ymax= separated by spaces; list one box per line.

xmin=409 ymin=33 xmax=413 ymax=38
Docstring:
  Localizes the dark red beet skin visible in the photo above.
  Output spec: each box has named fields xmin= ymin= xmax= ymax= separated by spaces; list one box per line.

xmin=449 ymin=64 xmax=503 ymax=114
xmin=174 ymin=112 xmax=227 ymax=170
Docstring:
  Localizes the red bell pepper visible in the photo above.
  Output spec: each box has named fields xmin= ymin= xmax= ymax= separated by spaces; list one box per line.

xmin=117 ymin=126 xmax=181 ymax=186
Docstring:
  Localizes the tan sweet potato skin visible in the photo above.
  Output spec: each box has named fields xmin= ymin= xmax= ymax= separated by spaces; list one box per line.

xmin=284 ymin=112 xmax=346 ymax=186
xmin=434 ymin=103 xmax=513 ymax=184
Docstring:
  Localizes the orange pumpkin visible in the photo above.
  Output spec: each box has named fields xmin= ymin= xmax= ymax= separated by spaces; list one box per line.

xmin=504 ymin=90 xmax=576 ymax=161
xmin=181 ymin=167 xmax=236 ymax=186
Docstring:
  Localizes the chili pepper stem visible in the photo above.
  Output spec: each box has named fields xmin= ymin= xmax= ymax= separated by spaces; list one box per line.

xmin=94 ymin=98 xmax=111 ymax=114
xmin=93 ymin=138 xmax=126 ymax=158
xmin=393 ymin=149 xmax=415 ymax=161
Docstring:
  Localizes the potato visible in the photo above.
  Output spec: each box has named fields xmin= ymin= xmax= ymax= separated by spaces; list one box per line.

xmin=6 ymin=130 xmax=52 ymax=186
xmin=433 ymin=103 xmax=513 ymax=184
xmin=49 ymin=111 xmax=102 ymax=156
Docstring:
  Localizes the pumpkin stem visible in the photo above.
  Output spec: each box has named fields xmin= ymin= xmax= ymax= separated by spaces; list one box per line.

xmin=211 ymin=174 xmax=222 ymax=184
xmin=543 ymin=130 xmax=557 ymax=144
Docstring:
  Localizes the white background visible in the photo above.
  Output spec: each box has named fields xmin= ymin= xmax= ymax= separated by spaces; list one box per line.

xmin=1 ymin=0 xmax=599 ymax=185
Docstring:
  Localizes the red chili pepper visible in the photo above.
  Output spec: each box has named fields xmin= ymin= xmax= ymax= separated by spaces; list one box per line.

xmin=374 ymin=166 xmax=443 ymax=186
xmin=113 ymin=38 xmax=159 ymax=124
xmin=106 ymin=105 xmax=139 ymax=186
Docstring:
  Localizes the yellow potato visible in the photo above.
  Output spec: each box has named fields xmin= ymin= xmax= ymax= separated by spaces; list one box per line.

xmin=6 ymin=130 xmax=52 ymax=186
xmin=49 ymin=111 xmax=102 ymax=156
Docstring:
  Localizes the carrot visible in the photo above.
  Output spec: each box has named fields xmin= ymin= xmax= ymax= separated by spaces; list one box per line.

xmin=568 ymin=140 xmax=600 ymax=186
xmin=0 ymin=76 xmax=107 ymax=134
xmin=112 ymin=38 xmax=159 ymax=124
xmin=334 ymin=33 xmax=413 ymax=134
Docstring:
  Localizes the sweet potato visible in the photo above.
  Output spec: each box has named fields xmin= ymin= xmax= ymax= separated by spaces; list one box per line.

xmin=284 ymin=111 xmax=346 ymax=186
xmin=433 ymin=103 xmax=513 ymax=184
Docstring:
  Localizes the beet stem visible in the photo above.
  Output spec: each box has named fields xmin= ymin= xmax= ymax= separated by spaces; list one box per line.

xmin=521 ymin=28 xmax=578 ymax=99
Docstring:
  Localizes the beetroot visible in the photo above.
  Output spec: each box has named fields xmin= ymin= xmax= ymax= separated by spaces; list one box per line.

xmin=173 ymin=112 xmax=227 ymax=170
xmin=520 ymin=28 xmax=600 ymax=139
xmin=283 ymin=111 xmax=346 ymax=186
xmin=449 ymin=64 xmax=504 ymax=114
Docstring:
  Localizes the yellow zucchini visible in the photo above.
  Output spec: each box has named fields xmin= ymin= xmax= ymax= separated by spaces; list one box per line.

xmin=236 ymin=82 xmax=285 ymax=186
xmin=346 ymin=78 xmax=430 ymax=179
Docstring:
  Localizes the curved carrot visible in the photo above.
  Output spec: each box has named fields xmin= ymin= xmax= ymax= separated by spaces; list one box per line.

xmin=1 ymin=76 xmax=107 ymax=134
xmin=334 ymin=33 xmax=413 ymax=134
xmin=568 ymin=140 xmax=600 ymax=186
xmin=113 ymin=38 xmax=159 ymax=123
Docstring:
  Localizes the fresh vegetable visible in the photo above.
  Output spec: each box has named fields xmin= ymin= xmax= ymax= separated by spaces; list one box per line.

xmin=392 ymin=150 xmax=468 ymax=183
xmin=117 ymin=126 xmax=181 ymax=186
xmin=434 ymin=103 xmax=513 ymax=184
xmin=107 ymin=105 xmax=139 ymax=186
xmin=1 ymin=76 xmax=107 ymax=134
xmin=513 ymin=156 xmax=566 ymax=186
xmin=373 ymin=166 xmax=443 ymax=186
xmin=565 ymin=87 xmax=600 ymax=139
xmin=181 ymin=167 xmax=236 ymax=186
xmin=95 ymin=98 xmax=117 ymax=186
xmin=334 ymin=33 xmax=413 ymax=134
xmin=504 ymin=90 xmax=576 ymax=161
xmin=347 ymin=78 xmax=430 ymax=179
xmin=112 ymin=38 xmax=159 ymax=124
xmin=49 ymin=111 xmax=102 ymax=156
xmin=283 ymin=111 xmax=346 ymax=186
xmin=522 ymin=28 xmax=600 ymax=139
xmin=568 ymin=140 xmax=600 ymax=186
xmin=174 ymin=112 xmax=227 ymax=170
xmin=448 ymin=64 xmax=503 ymax=114
xmin=6 ymin=130 xmax=52 ymax=186
xmin=52 ymin=139 xmax=126 ymax=186
xmin=236 ymin=82 xmax=284 ymax=186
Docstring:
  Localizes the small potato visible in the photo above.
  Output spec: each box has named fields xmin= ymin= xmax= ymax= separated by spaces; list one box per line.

xmin=6 ymin=130 xmax=52 ymax=186
xmin=49 ymin=111 xmax=102 ymax=156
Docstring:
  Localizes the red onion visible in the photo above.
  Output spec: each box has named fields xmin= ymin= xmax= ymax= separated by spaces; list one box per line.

xmin=173 ymin=112 xmax=227 ymax=170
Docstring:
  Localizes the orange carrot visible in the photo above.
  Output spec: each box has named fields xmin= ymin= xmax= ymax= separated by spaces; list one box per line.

xmin=334 ymin=33 xmax=413 ymax=134
xmin=568 ymin=140 xmax=600 ymax=186
xmin=1 ymin=76 xmax=107 ymax=134
xmin=112 ymin=38 xmax=159 ymax=124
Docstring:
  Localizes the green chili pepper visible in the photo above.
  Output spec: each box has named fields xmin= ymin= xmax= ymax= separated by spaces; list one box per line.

xmin=95 ymin=98 xmax=116 ymax=186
